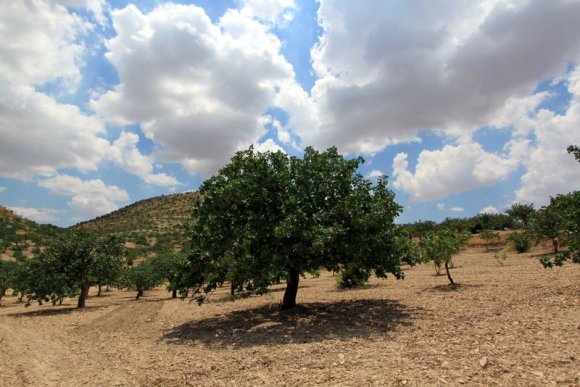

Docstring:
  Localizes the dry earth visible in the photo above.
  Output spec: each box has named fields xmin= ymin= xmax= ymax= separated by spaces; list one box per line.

xmin=0 ymin=246 xmax=578 ymax=386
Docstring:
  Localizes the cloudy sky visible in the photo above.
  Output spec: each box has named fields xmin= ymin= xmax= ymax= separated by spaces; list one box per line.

xmin=1 ymin=0 xmax=579 ymax=226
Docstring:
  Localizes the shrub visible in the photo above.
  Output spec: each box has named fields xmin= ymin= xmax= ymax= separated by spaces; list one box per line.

xmin=336 ymin=264 xmax=371 ymax=289
xmin=508 ymin=232 xmax=532 ymax=253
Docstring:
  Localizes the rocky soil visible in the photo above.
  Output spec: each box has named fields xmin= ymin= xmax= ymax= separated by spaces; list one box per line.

xmin=0 ymin=246 xmax=578 ymax=386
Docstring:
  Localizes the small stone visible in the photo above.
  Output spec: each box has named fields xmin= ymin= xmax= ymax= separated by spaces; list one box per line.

xmin=441 ymin=361 xmax=450 ymax=368
xmin=479 ymin=356 xmax=488 ymax=368
xmin=532 ymin=371 xmax=544 ymax=378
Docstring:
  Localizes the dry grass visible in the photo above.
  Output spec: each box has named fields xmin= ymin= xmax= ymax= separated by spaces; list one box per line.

xmin=0 ymin=246 xmax=578 ymax=386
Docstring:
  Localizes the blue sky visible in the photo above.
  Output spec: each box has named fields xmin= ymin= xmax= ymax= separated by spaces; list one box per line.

xmin=0 ymin=0 xmax=579 ymax=227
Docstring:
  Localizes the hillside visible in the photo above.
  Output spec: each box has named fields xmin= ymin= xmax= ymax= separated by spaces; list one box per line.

xmin=0 ymin=206 xmax=60 ymax=260
xmin=74 ymin=191 xmax=198 ymax=251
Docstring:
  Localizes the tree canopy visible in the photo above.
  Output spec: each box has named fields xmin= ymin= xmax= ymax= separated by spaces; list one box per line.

xmin=181 ymin=146 xmax=409 ymax=309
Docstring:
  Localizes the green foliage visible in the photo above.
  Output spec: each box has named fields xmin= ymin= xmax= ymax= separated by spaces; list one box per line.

xmin=494 ymin=253 xmax=508 ymax=266
xmin=479 ymin=229 xmax=500 ymax=251
xmin=439 ymin=213 xmax=515 ymax=234
xmin=530 ymin=202 xmax=563 ymax=253
xmin=336 ymin=263 xmax=371 ymax=289
xmin=507 ymin=232 xmax=532 ymax=253
xmin=91 ymin=236 xmax=126 ymax=296
xmin=567 ymin=145 xmax=580 ymax=162
xmin=505 ymin=202 xmax=535 ymax=228
xmin=150 ymin=249 xmax=188 ymax=297
xmin=117 ymin=261 xmax=164 ymax=300
xmin=418 ymin=229 xmax=468 ymax=284
xmin=21 ymin=230 xmax=125 ymax=308
xmin=538 ymin=191 xmax=580 ymax=268
xmin=182 ymin=146 xmax=409 ymax=309
xmin=0 ymin=260 xmax=19 ymax=306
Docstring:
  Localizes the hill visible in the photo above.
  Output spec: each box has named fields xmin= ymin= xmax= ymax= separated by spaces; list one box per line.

xmin=0 ymin=206 xmax=60 ymax=260
xmin=74 ymin=192 xmax=198 ymax=252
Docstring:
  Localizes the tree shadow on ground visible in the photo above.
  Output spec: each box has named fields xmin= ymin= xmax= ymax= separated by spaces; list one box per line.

xmin=162 ymin=298 xmax=418 ymax=349
xmin=425 ymin=283 xmax=484 ymax=293
xmin=6 ymin=305 xmax=102 ymax=318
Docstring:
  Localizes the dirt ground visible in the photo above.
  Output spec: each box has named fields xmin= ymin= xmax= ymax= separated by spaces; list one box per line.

xmin=0 ymin=246 xmax=578 ymax=386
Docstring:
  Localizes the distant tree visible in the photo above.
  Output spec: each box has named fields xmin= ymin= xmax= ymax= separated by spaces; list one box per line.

xmin=118 ymin=261 xmax=163 ymax=300
xmin=567 ymin=145 xmax=580 ymax=162
xmin=479 ymin=229 xmax=500 ymax=251
xmin=506 ymin=203 xmax=535 ymax=228
xmin=0 ymin=260 xmax=18 ymax=306
xmin=91 ymin=236 xmax=126 ymax=296
xmin=531 ymin=203 xmax=563 ymax=254
xmin=150 ymin=249 xmax=187 ymax=298
xmin=181 ymin=146 xmax=410 ymax=310
xmin=22 ymin=230 xmax=125 ymax=308
xmin=419 ymin=229 xmax=469 ymax=285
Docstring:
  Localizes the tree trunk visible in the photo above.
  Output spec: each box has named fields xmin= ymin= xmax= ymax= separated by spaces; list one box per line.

xmin=171 ymin=289 xmax=177 ymax=299
xmin=552 ymin=238 xmax=559 ymax=254
xmin=282 ymin=268 xmax=300 ymax=310
xmin=77 ymin=284 xmax=90 ymax=308
xmin=230 ymin=282 xmax=235 ymax=296
xmin=0 ymin=288 xmax=6 ymax=307
xmin=97 ymin=284 xmax=102 ymax=297
xmin=444 ymin=261 xmax=455 ymax=285
xmin=136 ymin=289 xmax=143 ymax=300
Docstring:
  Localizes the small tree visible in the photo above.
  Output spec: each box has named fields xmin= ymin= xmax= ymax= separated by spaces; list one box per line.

xmin=506 ymin=203 xmax=535 ymax=228
xmin=539 ymin=191 xmax=580 ymax=268
xmin=150 ymin=249 xmax=187 ymax=298
xmin=92 ymin=236 xmax=125 ymax=296
xmin=118 ymin=261 xmax=163 ymax=300
xmin=479 ymin=229 xmax=500 ymax=251
xmin=182 ymin=146 xmax=409 ymax=310
xmin=507 ymin=231 xmax=532 ymax=253
xmin=531 ymin=204 xmax=563 ymax=254
xmin=0 ymin=260 xmax=18 ymax=306
xmin=419 ymin=229 xmax=468 ymax=285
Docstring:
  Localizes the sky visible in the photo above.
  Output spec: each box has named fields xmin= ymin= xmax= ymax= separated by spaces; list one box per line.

xmin=0 ymin=0 xmax=579 ymax=227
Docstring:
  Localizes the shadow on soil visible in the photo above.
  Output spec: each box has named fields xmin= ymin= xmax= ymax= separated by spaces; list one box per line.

xmin=6 ymin=305 xmax=102 ymax=317
xmin=425 ymin=283 xmax=484 ymax=293
xmin=162 ymin=298 xmax=418 ymax=348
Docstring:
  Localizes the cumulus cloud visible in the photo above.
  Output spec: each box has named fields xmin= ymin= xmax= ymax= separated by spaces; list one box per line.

xmin=92 ymin=3 xmax=296 ymax=176
xmin=436 ymin=203 xmax=445 ymax=210
xmin=450 ymin=207 xmax=465 ymax=212
xmin=368 ymin=170 xmax=383 ymax=179
xmin=39 ymin=174 xmax=129 ymax=219
xmin=253 ymin=138 xmax=286 ymax=154
xmin=392 ymin=140 xmax=518 ymax=203
xmin=109 ymin=132 xmax=179 ymax=187
xmin=0 ymin=1 xmax=110 ymax=179
xmin=480 ymin=206 xmax=500 ymax=214
xmin=240 ymin=0 xmax=296 ymax=25
xmin=294 ymin=0 xmax=580 ymax=153
xmin=0 ymin=187 xmax=6 ymax=193
xmin=9 ymin=207 xmax=61 ymax=223
xmin=512 ymin=66 xmax=580 ymax=205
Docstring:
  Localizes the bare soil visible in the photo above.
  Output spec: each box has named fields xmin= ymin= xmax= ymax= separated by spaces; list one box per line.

xmin=1 ymin=246 xmax=578 ymax=386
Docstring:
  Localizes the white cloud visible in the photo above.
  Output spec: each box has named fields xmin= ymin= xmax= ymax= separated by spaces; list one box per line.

xmin=0 ymin=1 xmax=110 ymax=179
xmin=109 ymin=132 xmax=179 ymax=187
xmin=480 ymin=206 xmax=500 ymax=214
xmin=512 ymin=66 xmax=580 ymax=205
xmin=436 ymin=203 xmax=445 ymax=210
xmin=9 ymin=207 xmax=61 ymax=223
xmin=240 ymin=0 xmax=296 ymax=25
xmin=39 ymin=174 xmax=129 ymax=220
xmin=295 ymin=0 xmax=580 ymax=154
xmin=254 ymin=139 xmax=285 ymax=153
xmin=450 ymin=207 xmax=465 ymax=212
xmin=392 ymin=139 xmax=518 ymax=202
xmin=0 ymin=187 xmax=5 ymax=193
xmin=368 ymin=170 xmax=383 ymax=179
xmin=92 ymin=3 xmax=296 ymax=176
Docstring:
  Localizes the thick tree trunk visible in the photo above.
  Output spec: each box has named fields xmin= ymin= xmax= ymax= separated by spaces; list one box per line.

xmin=97 ymin=284 xmax=102 ymax=297
xmin=282 ymin=268 xmax=300 ymax=310
xmin=77 ymin=284 xmax=90 ymax=308
xmin=136 ymin=289 xmax=143 ymax=300
xmin=444 ymin=261 xmax=455 ymax=285
xmin=552 ymin=238 xmax=559 ymax=254
xmin=172 ymin=289 xmax=177 ymax=299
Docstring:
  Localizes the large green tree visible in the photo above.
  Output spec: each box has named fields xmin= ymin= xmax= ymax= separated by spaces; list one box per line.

xmin=23 ymin=230 xmax=125 ymax=308
xmin=506 ymin=202 xmax=535 ymax=228
xmin=183 ymin=146 xmax=409 ymax=310
xmin=0 ymin=260 xmax=18 ymax=306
